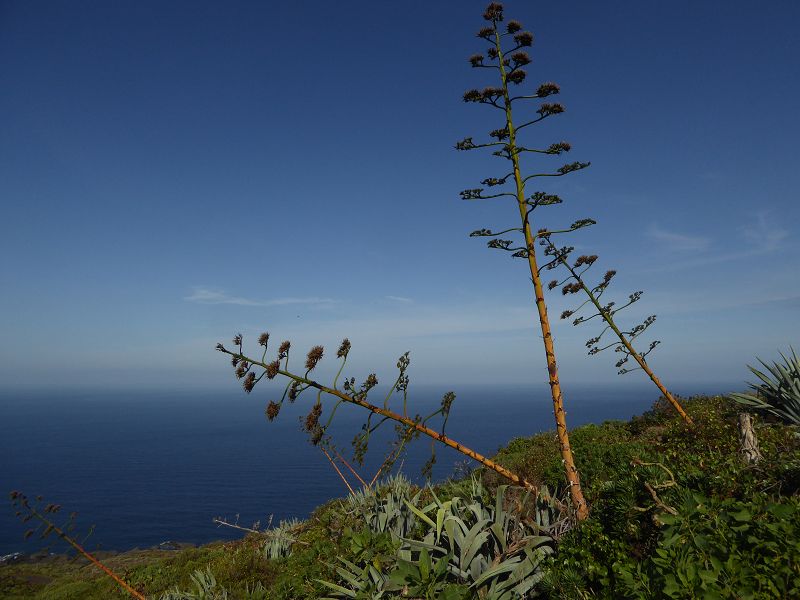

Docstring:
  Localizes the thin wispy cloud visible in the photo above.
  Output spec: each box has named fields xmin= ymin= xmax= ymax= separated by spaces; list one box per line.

xmin=741 ymin=212 xmax=788 ymax=253
xmin=646 ymin=213 xmax=790 ymax=272
xmin=385 ymin=295 xmax=413 ymax=303
xmin=646 ymin=226 xmax=711 ymax=252
xmin=184 ymin=287 xmax=334 ymax=307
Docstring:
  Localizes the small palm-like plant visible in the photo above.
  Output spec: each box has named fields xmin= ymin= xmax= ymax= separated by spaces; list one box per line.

xmin=729 ymin=348 xmax=800 ymax=426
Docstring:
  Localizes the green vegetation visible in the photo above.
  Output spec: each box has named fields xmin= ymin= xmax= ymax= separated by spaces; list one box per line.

xmin=4 ymin=394 xmax=799 ymax=598
xmin=730 ymin=347 xmax=800 ymax=426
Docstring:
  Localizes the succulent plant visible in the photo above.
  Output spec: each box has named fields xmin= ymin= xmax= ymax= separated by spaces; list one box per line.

xmin=730 ymin=348 xmax=800 ymax=426
xmin=263 ymin=517 xmax=302 ymax=560
xmin=344 ymin=474 xmax=421 ymax=542
xmin=318 ymin=556 xmax=391 ymax=599
xmin=400 ymin=478 xmax=558 ymax=598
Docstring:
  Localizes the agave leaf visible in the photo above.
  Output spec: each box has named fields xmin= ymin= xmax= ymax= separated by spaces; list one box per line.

xmin=405 ymin=499 xmax=436 ymax=529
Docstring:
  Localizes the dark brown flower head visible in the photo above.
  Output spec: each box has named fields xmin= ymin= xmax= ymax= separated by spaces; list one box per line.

xmin=235 ymin=362 xmax=249 ymax=379
xmin=483 ymin=2 xmax=504 ymax=22
xmin=305 ymin=345 xmax=324 ymax=371
xmin=536 ymin=82 xmax=560 ymax=97
xmin=507 ymin=69 xmax=526 ymax=84
xmin=477 ymin=26 xmax=494 ymax=39
xmin=310 ymin=426 xmax=324 ymax=446
xmin=278 ymin=340 xmax=291 ymax=358
xmin=243 ymin=371 xmax=256 ymax=393
xmin=441 ymin=391 xmax=456 ymax=413
xmin=537 ymin=103 xmax=565 ymax=117
xmin=304 ymin=403 xmax=323 ymax=431
xmin=547 ymin=141 xmax=572 ymax=154
xmin=396 ymin=351 xmax=410 ymax=372
xmin=490 ymin=127 xmax=509 ymax=141
xmin=288 ymin=380 xmax=301 ymax=401
xmin=215 ymin=343 xmax=226 ymax=352
xmin=602 ymin=270 xmax=617 ymax=285
xmin=463 ymin=89 xmax=482 ymax=103
xmin=560 ymin=162 xmax=591 ymax=175
xmin=363 ymin=373 xmax=378 ymax=391
xmin=514 ymin=31 xmax=533 ymax=46
xmin=258 ymin=332 xmax=269 ymax=347
xmin=486 ymin=46 xmax=499 ymax=59
xmin=455 ymin=137 xmax=477 ymax=150
xmin=511 ymin=51 xmax=531 ymax=66
xmin=574 ymin=255 xmax=598 ymax=268
xmin=231 ymin=356 xmax=240 ymax=367
xmin=560 ymin=310 xmax=574 ymax=320
xmin=266 ymin=401 xmax=281 ymax=421
xmin=548 ymin=280 xmax=558 ymax=290
xmin=482 ymin=86 xmax=503 ymax=100
xmin=337 ymin=338 xmax=351 ymax=358
xmin=562 ymin=282 xmax=582 ymax=295
xmin=232 ymin=333 xmax=243 ymax=346
xmin=506 ymin=20 xmax=522 ymax=33
xmin=266 ymin=360 xmax=281 ymax=379
xmin=469 ymin=53 xmax=485 ymax=67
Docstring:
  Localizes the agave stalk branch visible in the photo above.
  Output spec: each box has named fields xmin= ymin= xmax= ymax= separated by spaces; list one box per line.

xmin=491 ymin=26 xmax=589 ymax=519
xmin=321 ymin=446 xmax=355 ymax=494
xmin=548 ymin=241 xmax=693 ymax=426
xmin=9 ymin=493 xmax=145 ymax=600
xmin=218 ymin=347 xmax=540 ymax=493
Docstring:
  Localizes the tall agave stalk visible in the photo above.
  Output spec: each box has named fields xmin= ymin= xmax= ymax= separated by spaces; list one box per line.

xmin=457 ymin=2 xmax=589 ymax=519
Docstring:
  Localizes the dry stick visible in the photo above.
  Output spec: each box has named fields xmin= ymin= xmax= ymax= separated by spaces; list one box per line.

xmin=27 ymin=508 xmax=145 ymax=600
xmin=213 ymin=517 xmax=262 ymax=534
xmin=321 ymin=447 xmax=355 ymax=495
xmin=552 ymin=248 xmax=694 ymax=426
xmin=492 ymin=28 xmax=589 ymax=519
xmin=220 ymin=348 xmax=540 ymax=494
xmin=332 ymin=447 xmax=369 ymax=488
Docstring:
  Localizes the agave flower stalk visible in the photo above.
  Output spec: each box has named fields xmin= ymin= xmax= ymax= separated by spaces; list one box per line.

xmin=458 ymin=2 xmax=589 ymax=519
xmin=8 ymin=492 xmax=145 ymax=600
xmin=216 ymin=335 xmax=540 ymax=493
xmin=540 ymin=236 xmax=693 ymax=425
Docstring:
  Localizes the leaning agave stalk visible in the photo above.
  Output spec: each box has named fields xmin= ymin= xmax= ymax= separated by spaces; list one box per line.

xmin=540 ymin=237 xmax=693 ymax=425
xmin=216 ymin=335 xmax=540 ymax=493
xmin=729 ymin=348 xmax=800 ymax=426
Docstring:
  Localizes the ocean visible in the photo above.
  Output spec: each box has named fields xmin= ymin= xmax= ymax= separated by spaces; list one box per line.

xmin=0 ymin=382 xmax=732 ymax=555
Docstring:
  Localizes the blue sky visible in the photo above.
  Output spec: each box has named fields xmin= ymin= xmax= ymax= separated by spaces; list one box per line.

xmin=1 ymin=1 xmax=798 ymax=392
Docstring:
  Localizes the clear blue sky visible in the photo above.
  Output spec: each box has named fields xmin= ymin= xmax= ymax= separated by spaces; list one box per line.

xmin=1 ymin=1 xmax=798 ymax=391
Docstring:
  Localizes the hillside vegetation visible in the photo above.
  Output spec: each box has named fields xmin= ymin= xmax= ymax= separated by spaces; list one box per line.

xmin=3 ymin=395 xmax=799 ymax=599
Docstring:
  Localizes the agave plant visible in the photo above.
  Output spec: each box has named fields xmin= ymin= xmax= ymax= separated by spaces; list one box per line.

xmin=345 ymin=474 xmax=421 ymax=542
xmin=318 ymin=556 xmax=391 ymax=599
xmin=400 ymin=478 xmax=558 ymax=599
xmin=263 ymin=517 xmax=302 ymax=560
xmin=729 ymin=348 xmax=800 ymax=426
xmin=159 ymin=567 xmax=228 ymax=600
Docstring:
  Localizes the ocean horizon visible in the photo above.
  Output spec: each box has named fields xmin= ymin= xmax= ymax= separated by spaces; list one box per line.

xmin=0 ymin=382 xmax=738 ymax=555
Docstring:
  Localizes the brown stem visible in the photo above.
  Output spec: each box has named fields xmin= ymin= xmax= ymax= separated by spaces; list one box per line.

xmin=321 ymin=447 xmax=355 ymax=494
xmin=332 ymin=447 xmax=369 ymax=488
xmin=221 ymin=349 xmax=540 ymax=494
xmin=28 ymin=508 xmax=145 ymax=600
